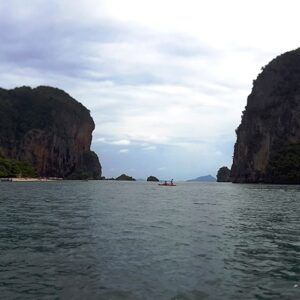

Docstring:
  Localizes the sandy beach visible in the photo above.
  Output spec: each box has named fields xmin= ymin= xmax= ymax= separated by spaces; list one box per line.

xmin=1 ymin=178 xmax=63 ymax=182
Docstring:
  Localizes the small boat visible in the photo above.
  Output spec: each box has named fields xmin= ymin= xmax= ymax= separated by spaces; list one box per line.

xmin=158 ymin=183 xmax=176 ymax=186
xmin=1 ymin=178 xmax=12 ymax=182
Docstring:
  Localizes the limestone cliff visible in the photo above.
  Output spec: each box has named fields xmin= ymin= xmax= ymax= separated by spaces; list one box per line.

xmin=217 ymin=167 xmax=231 ymax=182
xmin=0 ymin=86 xmax=101 ymax=179
xmin=231 ymin=49 xmax=300 ymax=184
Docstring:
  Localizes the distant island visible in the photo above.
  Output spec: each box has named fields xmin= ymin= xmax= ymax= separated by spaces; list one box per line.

xmin=230 ymin=48 xmax=300 ymax=184
xmin=115 ymin=174 xmax=136 ymax=181
xmin=0 ymin=86 xmax=101 ymax=180
xmin=101 ymin=175 xmax=160 ymax=182
xmin=147 ymin=176 xmax=159 ymax=182
xmin=186 ymin=175 xmax=216 ymax=182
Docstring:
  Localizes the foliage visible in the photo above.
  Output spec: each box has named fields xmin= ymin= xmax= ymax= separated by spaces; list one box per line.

xmin=0 ymin=157 xmax=36 ymax=178
xmin=267 ymin=143 xmax=300 ymax=184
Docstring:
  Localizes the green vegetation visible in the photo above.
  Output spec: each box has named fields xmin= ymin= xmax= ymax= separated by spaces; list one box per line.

xmin=267 ymin=143 xmax=300 ymax=184
xmin=0 ymin=157 xmax=36 ymax=178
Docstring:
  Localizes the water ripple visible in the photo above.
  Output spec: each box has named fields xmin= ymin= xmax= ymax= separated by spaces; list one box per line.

xmin=0 ymin=181 xmax=299 ymax=299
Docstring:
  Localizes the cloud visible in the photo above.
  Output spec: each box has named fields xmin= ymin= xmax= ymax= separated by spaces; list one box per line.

xmin=157 ymin=167 xmax=167 ymax=171
xmin=119 ymin=149 xmax=129 ymax=154
xmin=112 ymin=139 xmax=131 ymax=145
xmin=96 ymin=137 xmax=107 ymax=143
xmin=143 ymin=146 xmax=157 ymax=151
xmin=95 ymin=137 xmax=131 ymax=145
xmin=1 ymin=0 xmax=299 ymax=178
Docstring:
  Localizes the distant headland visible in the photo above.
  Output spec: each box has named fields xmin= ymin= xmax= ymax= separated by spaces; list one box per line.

xmin=0 ymin=86 xmax=101 ymax=180
xmin=186 ymin=175 xmax=216 ymax=182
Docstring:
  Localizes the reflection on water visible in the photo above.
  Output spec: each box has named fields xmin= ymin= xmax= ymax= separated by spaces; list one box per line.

xmin=0 ymin=181 xmax=299 ymax=299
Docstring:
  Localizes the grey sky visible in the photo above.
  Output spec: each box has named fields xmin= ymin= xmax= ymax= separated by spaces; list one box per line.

xmin=0 ymin=0 xmax=299 ymax=179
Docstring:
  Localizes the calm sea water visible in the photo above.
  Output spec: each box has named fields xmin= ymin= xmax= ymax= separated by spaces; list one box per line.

xmin=0 ymin=181 xmax=299 ymax=300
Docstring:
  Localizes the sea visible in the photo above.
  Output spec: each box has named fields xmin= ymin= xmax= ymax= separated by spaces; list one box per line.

xmin=0 ymin=181 xmax=299 ymax=300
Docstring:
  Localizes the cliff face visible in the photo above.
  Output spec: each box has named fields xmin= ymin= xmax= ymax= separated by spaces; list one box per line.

xmin=231 ymin=49 xmax=300 ymax=184
xmin=0 ymin=86 xmax=101 ymax=179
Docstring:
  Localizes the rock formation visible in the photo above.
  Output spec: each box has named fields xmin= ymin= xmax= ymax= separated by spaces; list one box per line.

xmin=217 ymin=167 xmax=231 ymax=182
xmin=0 ymin=86 xmax=101 ymax=179
xmin=116 ymin=174 xmax=136 ymax=181
xmin=147 ymin=176 xmax=159 ymax=182
xmin=186 ymin=175 xmax=216 ymax=182
xmin=231 ymin=49 xmax=300 ymax=184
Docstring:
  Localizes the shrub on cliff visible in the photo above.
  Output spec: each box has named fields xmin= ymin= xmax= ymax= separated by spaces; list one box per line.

xmin=266 ymin=143 xmax=300 ymax=184
xmin=0 ymin=157 xmax=36 ymax=178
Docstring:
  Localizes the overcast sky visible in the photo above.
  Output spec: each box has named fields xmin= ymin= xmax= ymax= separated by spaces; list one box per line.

xmin=0 ymin=0 xmax=299 ymax=180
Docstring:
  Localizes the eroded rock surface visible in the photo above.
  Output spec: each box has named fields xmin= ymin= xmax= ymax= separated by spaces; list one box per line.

xmin=231 ymin=49 xmax=300 ymax=183
xmin=0 ymin=86 xmax=101 ymax=179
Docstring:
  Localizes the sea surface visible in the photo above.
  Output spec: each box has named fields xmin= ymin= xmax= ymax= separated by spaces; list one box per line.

xmin=0 ymin=181 xmax=299 ymax=300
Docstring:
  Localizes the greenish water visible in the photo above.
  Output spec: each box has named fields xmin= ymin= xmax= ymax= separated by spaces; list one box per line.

xmin=0 ymin=181 xmax=299 ymax=299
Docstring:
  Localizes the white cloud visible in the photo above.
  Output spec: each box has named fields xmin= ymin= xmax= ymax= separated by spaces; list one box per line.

xmin=1 ymin=0 xmax=299 ymax=178
xmin=157 ymin=167 xmax=167 ymax=171
xmin=143 ymin=146 xmax=157 ymax=151
xmin=119 ymin=149 xmax=129 ymax=153
xmin=96 ymin=137 xmax=107 ymax=143
xmin=95 ymin=137 xmax=131 ymax=145
xmin=111 ymin=139 xmax=131 ymax=145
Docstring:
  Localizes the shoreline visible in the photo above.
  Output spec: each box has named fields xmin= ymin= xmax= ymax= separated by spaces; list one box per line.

xmin=1 ymin=177 xmax=63 ymax=182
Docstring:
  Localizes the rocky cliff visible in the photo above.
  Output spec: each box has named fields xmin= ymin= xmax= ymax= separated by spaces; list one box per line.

xmin=217 ymin=167 xmax=231 ymax=182
xmin=0 ymin=86 xmax=101 ymax=179
xmin=231 ymin=49 xmax=300 ymax=184
xmin=147 ymin=176 xmax=159 ymax=182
